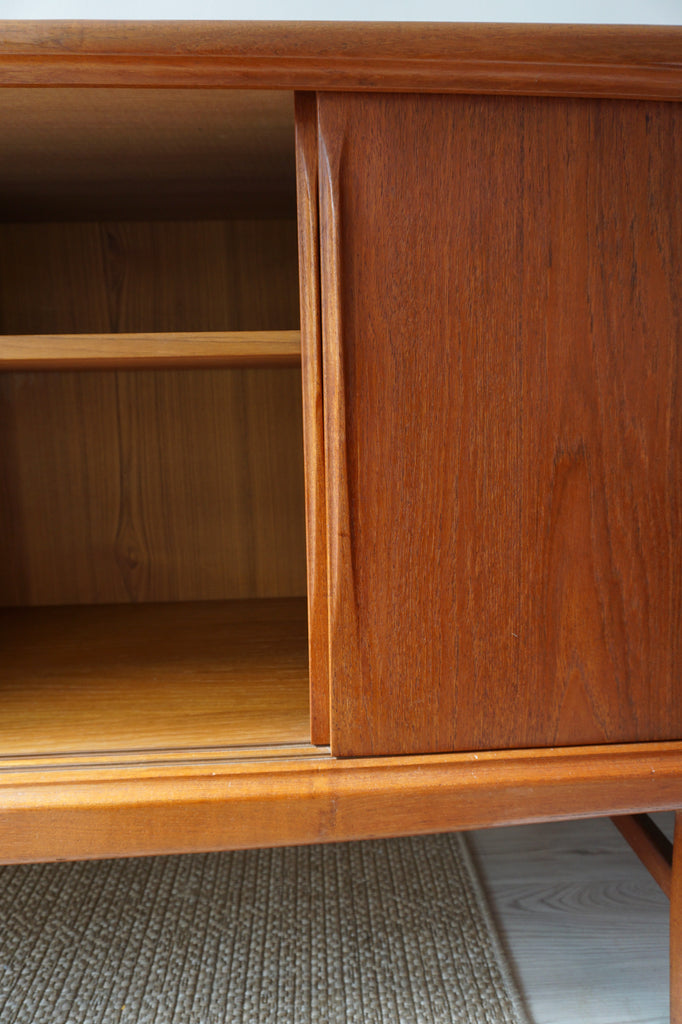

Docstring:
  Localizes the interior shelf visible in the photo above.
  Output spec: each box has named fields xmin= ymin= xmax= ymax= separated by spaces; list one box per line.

xmin=0 ymin=330 xmax=302 ymax=370
xmin=0 ymin=597 xmax=310 ymax=760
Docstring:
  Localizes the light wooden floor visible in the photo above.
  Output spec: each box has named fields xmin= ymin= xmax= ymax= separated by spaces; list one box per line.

xmin=469 ymin=814 xmax=673 ymax=1024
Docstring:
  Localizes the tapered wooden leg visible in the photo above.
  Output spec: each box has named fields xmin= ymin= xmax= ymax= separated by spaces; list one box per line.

xmin=612 ymin=814 xmax=673 ymax=896
xmin=672 ymin=812 xmax=682 ymax=1024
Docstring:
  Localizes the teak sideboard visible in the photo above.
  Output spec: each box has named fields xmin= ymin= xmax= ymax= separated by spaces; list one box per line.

xmin=0 ymin=18 xmax=681 ymax=1016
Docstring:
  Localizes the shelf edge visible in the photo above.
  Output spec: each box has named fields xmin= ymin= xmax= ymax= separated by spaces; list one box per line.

xmin=0 ymin=330 xmax=302 ymax=370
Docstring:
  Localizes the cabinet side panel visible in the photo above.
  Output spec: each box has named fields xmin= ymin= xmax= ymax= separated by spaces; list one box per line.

xmin=319 ymin=92 xmax=681 ymax=757
xmin=295 ymin=92 xmax=330 ymax=745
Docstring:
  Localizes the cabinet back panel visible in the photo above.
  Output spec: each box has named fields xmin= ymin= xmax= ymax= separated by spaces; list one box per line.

xmin=0 ymin=216 xmax=304 ymax=605
xmin=319 ymin=93 xmax=681 ymax=755
xmin=0 ymin=367 xmax=306 ymax=605
xmin=0 ymin=88 xmax=296 ymax=222
xmin=0 ymin=220 xmax=299 ymax=334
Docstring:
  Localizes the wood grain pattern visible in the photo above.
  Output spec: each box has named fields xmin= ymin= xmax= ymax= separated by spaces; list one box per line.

xmin=0 ymin=23 xmax=680 ymax=99
xmin=295 ymin=92 xmax=329 ymax=745
xmin=318 ymin=93 xmax=681 ymax=757
xmin=0 ymin=88 xmax=295 ymax=221
xmin=0 ymin=331 xmax=301 ymax=369
xmin=0 ymin=598 xmax=310 ymax=756
xmin=2 ymin=742 xmax=682 ymax=865
xmin=0 ymin=220 xmax=299 ymax=334
xmin=0 ymin=367 xmax=306 ymax=605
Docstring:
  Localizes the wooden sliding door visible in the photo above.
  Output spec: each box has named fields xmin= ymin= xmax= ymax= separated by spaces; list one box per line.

xmin=311 ymin=92 xmax=681 ymax=757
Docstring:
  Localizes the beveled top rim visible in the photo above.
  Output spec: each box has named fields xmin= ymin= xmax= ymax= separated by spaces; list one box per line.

xmin=0 ymin=21 xmax=680 ymax=98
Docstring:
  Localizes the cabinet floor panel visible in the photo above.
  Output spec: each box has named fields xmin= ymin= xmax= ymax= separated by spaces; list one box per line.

xmin=0 ymin=597 xmax=309 ymax=757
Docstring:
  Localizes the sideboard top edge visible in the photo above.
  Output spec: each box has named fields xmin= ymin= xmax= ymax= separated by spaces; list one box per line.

xmin=0 ymin=22 xmax=680 ymax=98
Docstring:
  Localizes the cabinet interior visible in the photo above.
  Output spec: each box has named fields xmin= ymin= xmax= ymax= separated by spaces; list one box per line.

xmin=0 ymin=87 xmax=313 ymax=763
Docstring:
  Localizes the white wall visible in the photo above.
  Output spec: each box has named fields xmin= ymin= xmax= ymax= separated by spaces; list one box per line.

xmin=2 ymin=0 xmax=682 ymax=24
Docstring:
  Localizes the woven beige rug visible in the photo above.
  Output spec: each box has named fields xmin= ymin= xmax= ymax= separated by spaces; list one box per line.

xmin=0 ymin=833 xmax=530 ymax=1024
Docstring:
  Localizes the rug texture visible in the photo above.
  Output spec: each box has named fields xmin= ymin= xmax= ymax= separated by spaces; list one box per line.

xmin=0 ymin=833 xmax=530 ymax=1024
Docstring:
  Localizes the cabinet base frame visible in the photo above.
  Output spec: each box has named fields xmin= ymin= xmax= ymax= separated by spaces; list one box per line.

xmin=2 ymin=741 xmax=682 ymax=865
